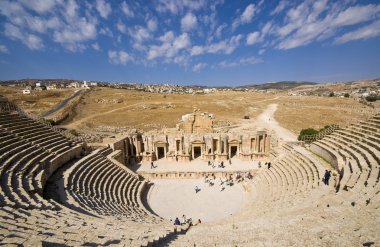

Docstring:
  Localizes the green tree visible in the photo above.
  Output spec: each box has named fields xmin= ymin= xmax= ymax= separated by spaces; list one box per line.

xmin=298 ymin=128 xmax=319 ymax=141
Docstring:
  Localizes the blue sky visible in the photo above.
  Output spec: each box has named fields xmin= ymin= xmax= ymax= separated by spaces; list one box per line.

xmin=0 ymin=0 xmax=380 ymax=86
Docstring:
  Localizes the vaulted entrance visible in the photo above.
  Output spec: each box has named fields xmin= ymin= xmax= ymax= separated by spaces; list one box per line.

xmin=193 ymin=146 xmax=201 ymax=159
xmin=157 ymin=147 xmax=165 ymax=159
xmin=230 ymin=146 xmax=238 ymax=158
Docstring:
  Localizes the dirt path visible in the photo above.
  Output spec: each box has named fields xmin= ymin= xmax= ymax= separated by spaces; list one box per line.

xmin=230 ymin=103 xmax=297 ymax=142
xmin=43 ymin=89 xmax=83 ymax=117
xmin=254 ymin=103 xmax=297 ymax=141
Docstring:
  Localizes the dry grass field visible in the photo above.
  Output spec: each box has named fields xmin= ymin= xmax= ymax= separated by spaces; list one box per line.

xmin=274 ymin=96 xmax=375 ymax=134
xmin=0 ymin=86 xmax=376 ymax=136
xmin=63 ymin=88 xmax=278 ymax=131
xmin=0 ymin=86 xmax=76 ymax=116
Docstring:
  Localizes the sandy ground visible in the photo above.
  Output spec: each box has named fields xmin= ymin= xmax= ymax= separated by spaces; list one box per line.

xmin=148 ymin=178 xmax=247 ymax=223
xmin=224 ymin=103 xmax=297 ymax=142
xmin=253 ymin=103 xmax=298 ymax=141
xmin=144 ymin=104 xmax=296 ymax=223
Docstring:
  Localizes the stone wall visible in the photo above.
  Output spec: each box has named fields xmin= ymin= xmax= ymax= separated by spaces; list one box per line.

xmin=105 ymin=130 xmax=271 ymax=165
xmin=310 ymin=143 xmax=344 ymax=171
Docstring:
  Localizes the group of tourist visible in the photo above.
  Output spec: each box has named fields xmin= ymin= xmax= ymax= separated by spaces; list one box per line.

xmin=208 ymin=160 xmax=225 ymax=168
xmin=171 ymin=215 xmax=201 ymax=226
xmin=201 ymin=171 xmax=253 ymax=192
xmin=323 ymin=170 xmax=332 ymax=185
xmin=258 ymin=161 xmax=271 ymax=169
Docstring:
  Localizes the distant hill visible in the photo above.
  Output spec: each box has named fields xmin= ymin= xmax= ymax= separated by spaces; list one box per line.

xmin=240 ymin=81 xmax=318 ymax=90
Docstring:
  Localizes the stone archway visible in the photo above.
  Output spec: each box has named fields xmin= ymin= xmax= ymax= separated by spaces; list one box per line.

xmin=191 ymin=141 xmax=204 ymax=160
xmin=155 ymin=142 xmax=167 ymax=160
xmin=193 ymin=146 xmax=202 ymax=159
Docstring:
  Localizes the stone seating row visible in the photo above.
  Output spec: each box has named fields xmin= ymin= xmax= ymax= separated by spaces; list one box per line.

xmin=0 ymin=112 xmax=78 ymax=152
xmin=250 ymin=148 xmax=324 ymax=208
xmin=63 ymin=150 xmax=161 ymax=223
xmin=0 ymin=205 xmax=177 ymax=247
xmin=0 ymin=127 xmax=82 ymax=213
xmin=0 ymin=110 xmax=180 ymax=246
xmin=310 ymin=113 xmax=380 ymax=206
xmin=169 ymin=146 xmax=345 ymax=247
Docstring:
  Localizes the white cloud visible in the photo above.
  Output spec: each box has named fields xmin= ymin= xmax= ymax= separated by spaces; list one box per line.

xmin=20 ymin=0 xmax=62 ymax=14
xmin=129 ymin=26 xmax=151 ymax=43
xmin=4 ymin=23 xmax=23 ymax=40
xmin=108 ymin=50 xmax=132 ymax=65
xmin=147 ymin=19 xmax=158 ymax=32
xmin=53 ymin=16 xmax=97 ymax=51
xmin=232 ymin=3 xmax=258 ymax=30
xmin=4 ymin=22 xmax=44 ymax=50
xmin=334 ymin=20 xmax=380 ymax=44
xmin=65 ymin=0 xmax=78 ymax=18
xmin=193 ymin=62 xmax=207 ymax=72
xmin=209 ymin=34 xmax=243 ymax=54
xmin=156 ymin=0 xmax=206 ymax=14
xmin=159 ymin=31 xmax=175 ymax=43
xmin=258 ymin=49 xmax=265 ymax=55
xmin=25 ymin=16 xmax=61 ymax=33
xmin=246 ymin=31 xmax=261 ymax=45
xmin=0 ymin=1 xmax=25 ymax=18
xmin=272 ymin=1 xmax=380 ymax=50
xmin=121 ymin=1 xmax=134 ymax=18
xmin=332 ymin=4 xmax=380 ymax=28
xmin=219 ymin=56 xmax=263 ymax=68
xmin=215 ymin=24 xmax=227 ymax=39
xmin=239 ymin=56 xmax=263 ymax=65
xmin=95 ymin=0 xmax=111 ymax=19
xmin=271 ymin=0 xmax=287 ymax=15
xmin=92 ymin=42 xmax=100 ymax=51
xmin=0 ymin=44 xmax=9 ymax=53
xmin=190 ymin=34 xmax=243 ymax=57
xmin=117 ymin=21 xmax=127 ymax=33
xmin=25 ymin=34 xmax=44 ymax=50
xmin=147 ymin=32 xmax=191 ymax=60
xmin=241 ymin=4 xmax=256 ymax=24
xmin=100 ymin=27 xmax=113 ymax=37
xmin=173 ymin=33 xmax=191 ymax=50
xmin=181 ymin=12 xmax=197 ymax=32
xmin=190 ymin=45 xmax=204 ymax=56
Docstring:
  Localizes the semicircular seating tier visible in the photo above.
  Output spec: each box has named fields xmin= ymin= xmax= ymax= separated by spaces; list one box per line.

xmin=1 ymin=103 xmax=379 ymax=246
xmin=164 ymin=113 xmax=380 ymax=246
xmin=310 ymin=113 xmax=380 ymax=206
xmin=0 ymin=111 xmax=182 ymax=246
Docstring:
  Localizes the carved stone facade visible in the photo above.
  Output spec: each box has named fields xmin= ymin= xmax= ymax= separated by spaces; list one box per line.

xmin=176 ymin=109 xmax=214 ymax=134
xmin=105 ymin=131 xmax=271 ymax=165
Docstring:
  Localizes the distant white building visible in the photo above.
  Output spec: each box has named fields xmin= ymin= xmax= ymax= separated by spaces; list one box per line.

xmin=82 ymin=81 xmax=90 ymax=89
xmin=36 ymin=82 xmax=44 ymax=87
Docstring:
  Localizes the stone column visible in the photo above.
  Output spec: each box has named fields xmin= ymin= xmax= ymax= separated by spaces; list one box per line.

xmin=255 ymin=135 xmax=259 ymax=153
xmin=218 ymin=136 xmax=222 ymax=154
xmin=224 ymin=136 xmax=228 ymax=154
xmin=265 ymin=134 xmax=270 ymax=153
xmin=130 ymin=139 xmax=134 ymax=156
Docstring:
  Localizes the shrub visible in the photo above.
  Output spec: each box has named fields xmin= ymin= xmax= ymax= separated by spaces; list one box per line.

xmin=69 ymin=129 xmax=79 ymax=136
xmin=298 ymin=128 xmax=319 ymax=141
xmin=366 ymin=95 xmax=378 ymax=102
xmin=344 ymin=93 xmax=350 ymax=98
xmin=45 ymin=119 xmax=55 ymax=125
